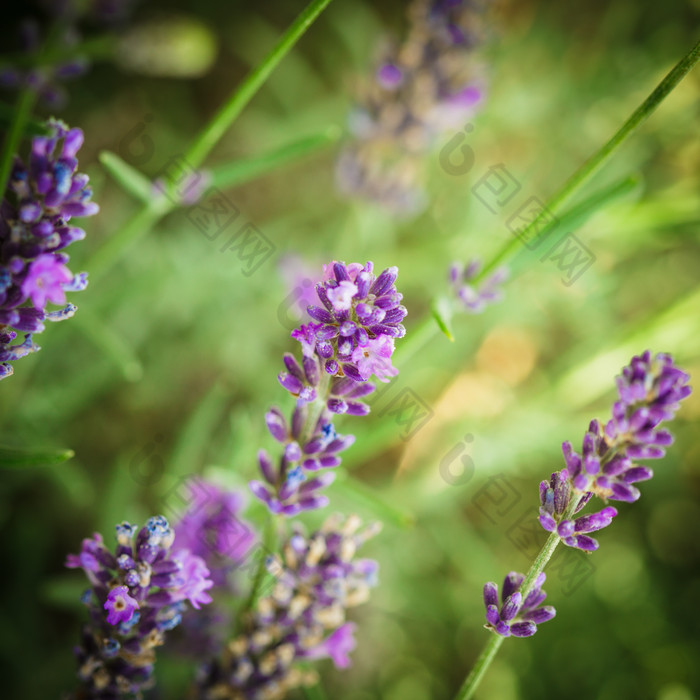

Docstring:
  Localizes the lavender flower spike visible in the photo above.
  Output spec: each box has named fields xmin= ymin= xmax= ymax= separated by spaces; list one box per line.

xmin=1 ymin=118 xmax=96 ymax=378
xmin=66 ymin=515 xmax=213 ymax=698
xmin=483 ymin=572 xmax=555 ymax=638
xmin=562 ymin=351 xmax=691 ymax=503
xmin=196 ymin=514 xmax=380 ymax=699
xmin=536 ymin=351 xmax=691 ymax=553
xmin=252 ymin=260 xmax=407 ymax=516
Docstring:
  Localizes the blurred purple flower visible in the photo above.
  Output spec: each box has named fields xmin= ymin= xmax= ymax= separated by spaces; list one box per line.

xmin=197 ymin=515 xmax=379 ymax=697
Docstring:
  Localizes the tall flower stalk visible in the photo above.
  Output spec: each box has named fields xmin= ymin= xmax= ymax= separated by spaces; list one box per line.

xmin=0 ymin=118 xmax=96 ymax=378
xmin=250 ymin=261 xmax=407 ymax=516
xmin=454 ymin=351 xmax=691 ymax=700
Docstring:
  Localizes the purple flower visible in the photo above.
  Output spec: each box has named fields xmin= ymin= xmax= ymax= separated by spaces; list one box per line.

xmin=104 ymin=585 xmax=139 ymax=625
xmin=21 ymin=253 xmax=72 ymax=309
xmin=250 ymin=401 xmax=354 ymax=516
xmin=1 ymin=118 xmax=95 ymax=379
xmin=537 ymin=471 xmax=617 ymax=552
xmin=449 ymin=259 xmax=509 ymax=313
xmin=302 ymin=260 xmax=406 ymax=384
xmin=0 ymin=22 xmax=89 ymax=108
xmin=172 ymin=549 xmax=214 ymax=609
xmin=66 ymin=515 xmax=213 ymax=698
xmin=351 ymin=334 xmax=398 ymax=382
xmin=302 ymin=622 xmax=358 ymax=669
xmin=173 ymin=479 xmax=256 ymax=587
xmin=197 ymin=515 xmax=379 ymax=697
xmin=483 ymin=572 xmax=555 ymax=638
xmin=254 ymin=260 xmax=407 ymax=516
xmin=563 ymin=351 xmax=691 ymax=503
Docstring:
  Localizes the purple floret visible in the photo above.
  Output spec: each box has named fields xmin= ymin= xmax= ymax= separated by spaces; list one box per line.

xmin=483 ymin=571 xmax=555 ymax=638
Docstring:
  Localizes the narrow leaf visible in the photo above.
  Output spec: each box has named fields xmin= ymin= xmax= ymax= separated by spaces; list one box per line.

xmin=0 ymin=445 xmax=74 ymax=468
xmin=210 ymin=127 xmax=341 ymax=190
xmin=99 ymin=150 xmax=154 ymax=203
xmin=431 ymin=296 xmax=455 ymax=342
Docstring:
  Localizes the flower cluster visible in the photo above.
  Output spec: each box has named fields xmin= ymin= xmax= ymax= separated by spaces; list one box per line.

xmin=1 ymin=118 xmax=95 ymax=379
xmin=165 ymin=480 xmax=259 ymax=661
xmin=66 ymin=516 xmax=214 ymax=698
xmin=251 ymin=261 xmax=406 ymax=515
xmin=300 ymin=261 xmax=406 ymax=386
xmin=336 ymin=0 xmax=491 ymax=215
xmin=536 ymin=351 xmax=691 ymax=550
xmin=483 ymin=572 xmax=555 ymax=638
xmin=196 ymin=514 xmax=380 ymax=700
xmin=250 ymin=404 xmax=354 ymax=516
xmin=562 ymin=351 xmax=691 ymax=502
xmin=449 ymin=259 xmax=508 ymax=313
xmin=538 ymin=471 xmax=617 ymax=552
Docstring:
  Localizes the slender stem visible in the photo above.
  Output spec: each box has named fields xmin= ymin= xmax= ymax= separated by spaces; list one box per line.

xmin=183 ymin=0 xmax=335 ymax=171
xmin=243 ymin=514 xmax=277 ymax=616
xmin=454 ymin=634 xmax=505 ymax=700
xmin=0 ymin=87 xmax=36 ymax=197
xmin=210 ymin=126 xmax=341 ymax=190
xmin=477 ymin=38 xmax=700 ymax=281
xmin=454 ymin=494 xmax=583 ymax=700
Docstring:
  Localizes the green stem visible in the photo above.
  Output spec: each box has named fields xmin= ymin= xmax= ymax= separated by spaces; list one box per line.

xmin=0 ymin=87 xmax=36 ymax=198
xmin=183 ymin=0 xmax=335 ymax=171
xmin=243 ymin=514 xmax=277 ymax=615
xmin=210 ymin=126 xmax=341 ymax=190
xmin=477 ymin=38 xmax=700 ymax=281
xmin=454 ymin=494 xmax=583 ymax=700
xmin=454 ymin=634 xmax=505 ymax=700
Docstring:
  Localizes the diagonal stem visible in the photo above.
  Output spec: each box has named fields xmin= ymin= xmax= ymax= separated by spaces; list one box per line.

xmin=476 ymin=38 xmax=700 ymax=282
xmin=184 ymin=0 xmax=335 ymax=171
xmin=453 ymin=495 xmax=582 ymax=700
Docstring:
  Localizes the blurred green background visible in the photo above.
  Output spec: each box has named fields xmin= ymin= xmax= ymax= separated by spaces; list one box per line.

xmin=1 ymin=0 xmax=699 ymax=698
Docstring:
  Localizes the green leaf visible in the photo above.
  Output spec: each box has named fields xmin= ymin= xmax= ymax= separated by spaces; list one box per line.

xmin=431 ymin=296 xmax=455 ymax=342
xmin=98 ymin=150 xmax=154 ymax=204
xmin=0 ymin=445 xmax=74 ymax=468
xmin=210 ymin=126 xmax=341 ymax=190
